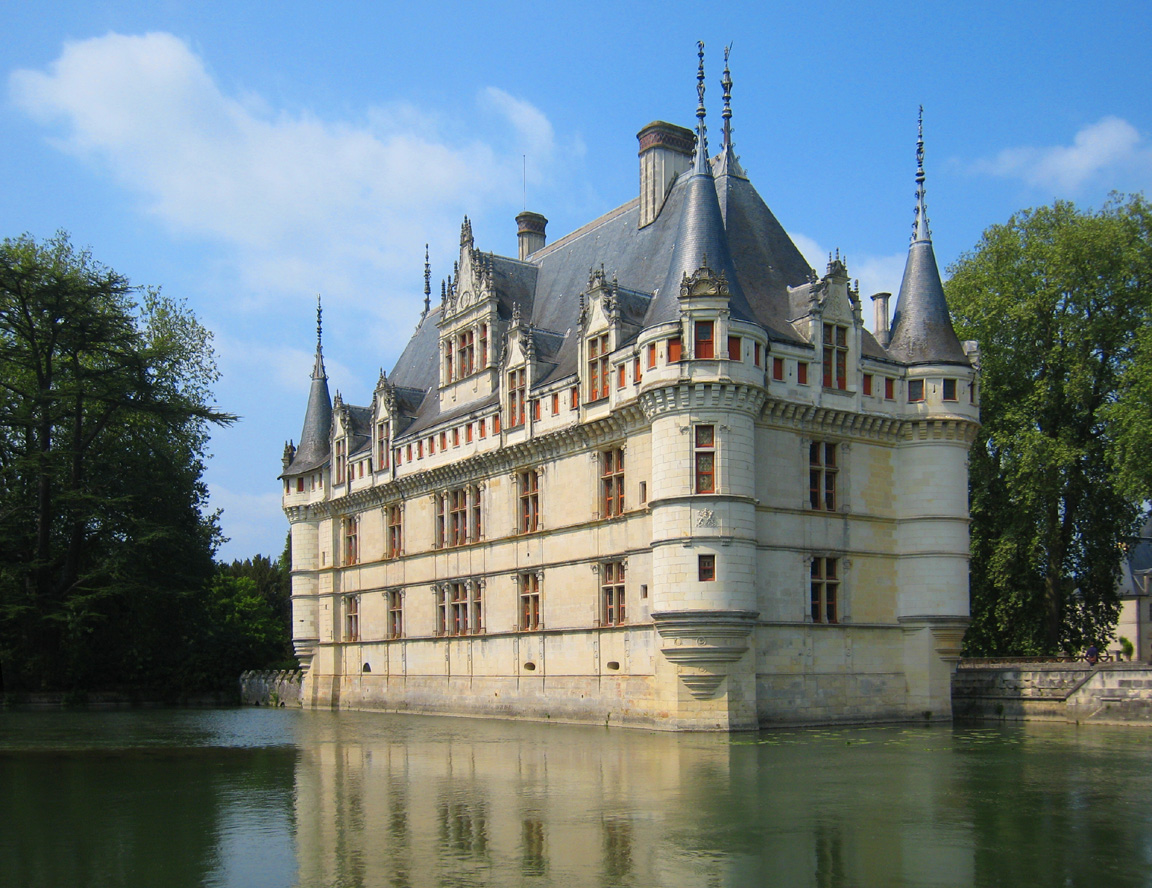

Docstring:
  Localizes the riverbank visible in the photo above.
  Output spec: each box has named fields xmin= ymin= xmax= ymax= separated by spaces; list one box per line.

xmin=952 ymin=661 xmax=1152 ymax=725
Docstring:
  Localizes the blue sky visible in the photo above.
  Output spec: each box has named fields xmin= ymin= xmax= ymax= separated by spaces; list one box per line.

xmin=3 ymin=1 xmax=1150 ymax=561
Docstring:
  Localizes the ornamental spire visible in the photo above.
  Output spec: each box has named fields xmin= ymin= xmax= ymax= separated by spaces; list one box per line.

xmin=423 ymin=244 xmax=431 ymax=316
xmin=693 ymin=40 xmax=709 ymax=174
xmin=721 ymin=44 xmax=733 ymax=150
xmin=313 ymin=294 xmax=326 ymax=380
xmin=913 ymin=105 xmax=931 ymax=244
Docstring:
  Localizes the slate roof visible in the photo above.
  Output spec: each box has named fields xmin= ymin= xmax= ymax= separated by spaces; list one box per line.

xmin=284 ymin=351 xmax=332 ymax=475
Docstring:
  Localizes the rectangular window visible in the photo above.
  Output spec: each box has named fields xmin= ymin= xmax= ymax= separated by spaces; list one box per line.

xmin=457 ymin=329 xmax=475 ymax=378
xmin=417 ymin=440 xmax=423 ymax=459
xmin=440 ymin=582 xmax=483 ymax=635
xmin=343 ymin=516 xmax=359 ymax=565
xmin=494 ymin=414 xmax=501 ymax=434
xmin=797 ymin=362 xmax=809 ymax=385
xmin=479 ymin=418 xmax=487 ymax=438
xmin=809 ymin=441 xmax=838 ymax=511
xmin=810 ymin=557 xmax=839 ymax=624
xmin=617 ymin=364 xmax=626 ymax=389
xmin=943 ymin=378 xmax=957 ymax=401
xmin=695 ymin=425 xmax=715 ymax=494
xmin=406 ymin=443 xmax=413 ymax=461
xmin=438 ymin=486 xmax=481 ymax=548
xmin=602 ymin=561 xmax=626 ymax=626
xmin=520 ymin=573 xmax=541 ymax=631
xmin=519 ymin=469 xmax=540 ymax=533
xmin=884 ymin=377 xmax=895 ymax=400
xmin=647 ymin=342 xmax=657 ymax=369
xmin=668 ymin=336 xmax=683 ymax=363
xmin=453 ymin=427 xmax=460 ymax=447
xmin=440 ymin=431 xmax=447 ymax=450
xmin=509 ymin=368 xmax=527 ymax=426
xmin=970 ymin=381 xmax=977 ymax=405
xmin=728 ymin=335 xmax=741 ymax=361
xmin=533 ymin=399 xmax=541 ymax=422
xmin=450 ymin=487 xmax=467 ymax=546
xmin=465 ymin=423 xmax=473 ymax=443
xmin=822 ymin=324 xmax=848 ymax=389
xmin=639 ymin=480 xmax=647 ymax=505
xmin=376 ymin=420 xmax=390 ymax=470
xmin=479 ymin=324 xmax=488 ymax=368
xmin=772 ymin=356 xmax=785 ymax=381
xmin=908 ymin=379 xmax=925 ymax=402
xmin=754 ymin=342 xmax=763 ymax=367
xmin=552 ymin=392 xmax=559 ymax=415
xmin=633 ymin=355 xmax=641 ymax=383
xmin=862 ymin=373 xmax=873 ymax=396
xmin=695 ymin=320 xmax=714 ymax=359
xmin=428 ymin=436 xmax=434 ymax=455
xmin=344 ymin=594 xmax=360 ymax=642
xmin=296 ymin=477 xmax=304 ymax=493
xmin=387 ymin=590 xmax=403 ymax=639
xmin=698 ymin=554 xmax=716 ymax=582
xmin=387 ymin=505 xmax=402 ymax=558
xmin=602 ymin=448 xmax=625 ymax=517
xmin=436 ymin=587 xmax=448 ymax=636
xmin=588 ymin=333 xmax=610 ymax=401
xmin=335 ymin=439 xmax=346 ymax=484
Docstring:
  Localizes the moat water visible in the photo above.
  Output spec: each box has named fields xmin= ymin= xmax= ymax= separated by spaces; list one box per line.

xmin=2 ymin=708 xmax=1151 ymax=888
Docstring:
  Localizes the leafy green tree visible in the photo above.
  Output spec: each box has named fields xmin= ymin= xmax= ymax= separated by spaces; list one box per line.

xmin=216 ymin=544 xmax=295 ymax=666
xmin=0 ymin=232 xmax=234 ymax=692
xmin=946 ymin=196 xmax=1152 ymax=655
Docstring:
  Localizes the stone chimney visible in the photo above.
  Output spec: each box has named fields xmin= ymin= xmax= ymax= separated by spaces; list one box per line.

xmin=871 ymin=292 xmax=892 ymax=347
xmin=516 ymin=212 xmax=548 ymax=260
xmin=637 ymin=121 xmax=694 ymax=229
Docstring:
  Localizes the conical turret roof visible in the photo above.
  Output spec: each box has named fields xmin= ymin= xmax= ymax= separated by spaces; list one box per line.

xmin=285 ymin=299 xmax=332 ymax=474
xmin=887 ymin=110 xmax=969 ymax=366
xmin=645 ymin=43 xmax=754 ymax=327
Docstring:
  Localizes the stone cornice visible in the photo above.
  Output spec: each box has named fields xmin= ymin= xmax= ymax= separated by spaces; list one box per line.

xmin=303 ymin=403 xmax=649 ymax=518
xmin=640 ymin=381 xmax=767 ymax=421
xmin=761 ymin=398 xmax=980 ymax=445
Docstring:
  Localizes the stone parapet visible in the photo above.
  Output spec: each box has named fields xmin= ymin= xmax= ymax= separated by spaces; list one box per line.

xmin=953 ymin=663 xmax=1152 ymax=724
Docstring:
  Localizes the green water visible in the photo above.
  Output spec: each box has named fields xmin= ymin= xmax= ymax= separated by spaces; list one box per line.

xmin=1 ymin=709 xmax=1150 ymax=887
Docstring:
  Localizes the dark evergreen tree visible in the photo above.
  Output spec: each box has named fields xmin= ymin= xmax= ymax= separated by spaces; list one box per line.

xmin=0 ymin=232 xmax=234 ymax=693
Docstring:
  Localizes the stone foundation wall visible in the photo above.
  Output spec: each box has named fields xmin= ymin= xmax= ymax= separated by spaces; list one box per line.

xmin=952 ymin=663 xmax=1152 ymax=724
xmin=239 ymin=669 xmax=303 ymax=707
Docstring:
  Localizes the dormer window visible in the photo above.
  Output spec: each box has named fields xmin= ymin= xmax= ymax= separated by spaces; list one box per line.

xmin=587 ymin=334 xmax=609 ymax=402
xmin=508 ymin=368 xmax=526 ymax=427
xmin=695 ymin=320 xmax=714 ymax=359
xmin=479 ymin=324 xmax=488 ymax=368
xmin=457 ymin=330 xmax=475 ymax=377
xmin=334 ymin=439 xmax=347 ymax=484
xmin=822 ymin=324 xmax=848 ymax=390
xmin=376 ymin=420 xmax=389 ymax=471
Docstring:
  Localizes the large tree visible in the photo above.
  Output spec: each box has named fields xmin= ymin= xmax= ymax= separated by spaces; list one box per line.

xmin=0 ymin=232 xmax=234 ymax=692
xmin=946 ymin=196 xmax=1152 ymax=655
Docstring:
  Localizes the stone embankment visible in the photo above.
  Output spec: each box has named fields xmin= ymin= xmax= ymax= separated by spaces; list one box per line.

xmin=239 ymin=669 xmax=303 ymax=707
xmin=952 ymin=662 xmax=1152 ymax=724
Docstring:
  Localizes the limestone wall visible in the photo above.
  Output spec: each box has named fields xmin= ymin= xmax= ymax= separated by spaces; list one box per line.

xmin=952 ymin=663 xmax=1152 ymax=724
xmin=240 ymin=669 xmax=304 ymax=707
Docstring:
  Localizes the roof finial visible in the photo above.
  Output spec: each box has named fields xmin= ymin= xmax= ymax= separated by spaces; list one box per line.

xmin=694 ymin=41 xmax=709 ymax=172
xmin=423 ymin=244 xmax=431 ymax=315
xmin=312 ymin=294 xmax=326 ymax=380
xmin=913 ymin=105 xmax=931 ymax=244
xmin=721 ymin=44 xmax=733 ymax=149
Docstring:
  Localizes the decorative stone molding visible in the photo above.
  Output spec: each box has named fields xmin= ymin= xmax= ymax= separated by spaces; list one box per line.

xmin=651 ymin=609 xmax=759 ymax=699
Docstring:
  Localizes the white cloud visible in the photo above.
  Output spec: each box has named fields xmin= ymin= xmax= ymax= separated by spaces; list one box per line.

xmin=8 ymin=32 xmax=552 ymax=316
xmin=971 ymin=116 xmax=1152 ymax=192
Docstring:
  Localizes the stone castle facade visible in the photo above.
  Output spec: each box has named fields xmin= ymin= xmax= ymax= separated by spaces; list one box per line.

xmin=280 ymin=50 xmax=980 ymax=730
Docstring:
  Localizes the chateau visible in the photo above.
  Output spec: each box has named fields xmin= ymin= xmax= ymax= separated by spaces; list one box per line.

xmin=280 ymin=48 xmax=980 ymax=730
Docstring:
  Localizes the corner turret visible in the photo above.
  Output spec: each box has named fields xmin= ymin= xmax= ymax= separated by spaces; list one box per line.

xmin=886 ymin=109 xmax=968 ymax=366
xmin=284 ymin=296 xmax=333 ymax=475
